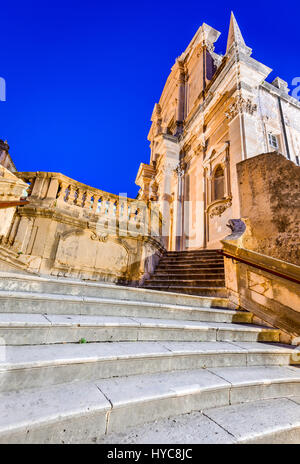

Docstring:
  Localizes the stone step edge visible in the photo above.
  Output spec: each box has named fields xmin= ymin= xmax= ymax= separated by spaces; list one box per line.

xmin=143 ymin=286 xmax=226 ymax=290
xmin=0 ymin=342 xmax=294 ymax=372
xmin=99 ymin=397 xmax=300 ymax=445
xmin=0 ymin=367 xmax=299 ymax=442
xmin=147 ymin=274 xmax=224 ymax=283
xmin=0 ymin=290 xmax=229 ymax=310
xmin=0 ymin=272 xmax=228 ymax=304
xmin=0 ymin=313 xmax=277 ymax=334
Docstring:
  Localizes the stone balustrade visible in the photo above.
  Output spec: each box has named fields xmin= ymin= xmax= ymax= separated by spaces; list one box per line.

xmin=0 ymin=171 xmax=165 ymax=283
xmin=16 ymin=171 xmax=162 ymax=239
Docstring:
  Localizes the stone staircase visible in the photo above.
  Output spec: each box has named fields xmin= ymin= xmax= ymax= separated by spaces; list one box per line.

xmin=142 ymin=249 xmax=226 ymax=296
xmin=0 ymin=271 xmax=299 ymax=444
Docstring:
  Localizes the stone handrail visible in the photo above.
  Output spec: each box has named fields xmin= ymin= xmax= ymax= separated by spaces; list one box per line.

xmin=16 ymin=171 xmax=162 ymax=239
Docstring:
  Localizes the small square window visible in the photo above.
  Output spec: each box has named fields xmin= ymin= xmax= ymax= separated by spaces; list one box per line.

xmin=268 ymin=133 xmax=279 ymax=149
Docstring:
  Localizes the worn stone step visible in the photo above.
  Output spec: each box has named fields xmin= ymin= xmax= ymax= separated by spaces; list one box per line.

xmin=158 ymin=260 xmax=224 ymax=266
xmin=0 ymin=272 xmax=228 ymax=309
xmin=99 ymin=395 xmax=300 ymax=444
xmin=144 ymin=279 xmax=225 ymax=287
xmin=143 ymin=286 xmax=227 ymax=297
xmin=148 ymin=273 xmax=225 ymax=280
xmin=155 ymin=269 xmax=225 ymax=276
xmin=0 ymin=290 xmax=236 ymax=319
xmin=0 ymin=341 xmax=295 ymax=394
xmin=156 ymin=264 xmax=224 ymax=271
xmin=165 ymin=250 xmax=220 ymax=256
xmin=1 ymin=366 xmax=299 ymax=443
xmin=160 ymin=258 xmax=224 ymax=264
xmin=0 ymin=313 xmax=279 ymax=345
xmin=164 ymin=253 xmax=222 ymax=260
xmin=157 ymin=263 xmax=224 ymax=270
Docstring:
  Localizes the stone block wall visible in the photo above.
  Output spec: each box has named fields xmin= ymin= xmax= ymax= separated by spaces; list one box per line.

xmin=237 ymin=152 xmax=300 ymax=265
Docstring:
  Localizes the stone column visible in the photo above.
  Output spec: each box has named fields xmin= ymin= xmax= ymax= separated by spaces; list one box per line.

xmin=173 ymin=164 xmax=184 ymax=250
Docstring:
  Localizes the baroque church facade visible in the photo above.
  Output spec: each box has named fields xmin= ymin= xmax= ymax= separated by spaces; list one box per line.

xmin=136 ymin=12 xmax=300 ymax=250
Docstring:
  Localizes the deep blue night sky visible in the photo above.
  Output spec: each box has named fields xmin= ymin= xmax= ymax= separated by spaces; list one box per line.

xmin=0 ymin=1 xmax=299 ymax=198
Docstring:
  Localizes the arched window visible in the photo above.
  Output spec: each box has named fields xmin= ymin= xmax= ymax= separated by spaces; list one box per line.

xmin=213 ymin=165 xmax=225 ymax=201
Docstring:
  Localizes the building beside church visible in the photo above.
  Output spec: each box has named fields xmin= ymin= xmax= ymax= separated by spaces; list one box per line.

xmin=136 ymin=12 xmax=300 ymax=250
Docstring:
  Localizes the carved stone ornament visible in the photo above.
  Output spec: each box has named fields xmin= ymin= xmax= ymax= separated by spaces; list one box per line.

xmin=162 ymin=161 xmax=178 ymax=176
xmin=91 ymin=232 xmax=108 ymax=242
xmin=209 ymin=198 xmax=232 ymax=218
xmin=225 ymin=96 xmax=257 ymax=121
xmin=174 ymin=164 xmax=185 ymax=178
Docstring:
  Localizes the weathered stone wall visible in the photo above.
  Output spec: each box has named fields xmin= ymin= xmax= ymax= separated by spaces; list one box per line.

xmin=222 ymin=152 xmax=300 ymax=337
xmin=237 ymin=152 xmax=300 ymax=265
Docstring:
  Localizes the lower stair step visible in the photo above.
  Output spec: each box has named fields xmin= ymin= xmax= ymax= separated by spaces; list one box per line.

xmin=0 ymin=341 xmax=296 ymax=393
xmin=99 ymin=395 xmax=300 ymax=444
xmin=1 ymin=366 xmax=299 ymax=443
xmin=0 ymin=313 xmax=279 ymax=345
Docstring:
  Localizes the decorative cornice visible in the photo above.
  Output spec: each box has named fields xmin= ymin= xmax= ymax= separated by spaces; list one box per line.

xmin=225 ymin=96 xmax=257 ymax=121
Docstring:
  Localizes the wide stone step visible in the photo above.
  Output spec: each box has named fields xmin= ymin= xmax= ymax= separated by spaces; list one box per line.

xmin=0 ymin=290 xmax=233 ymax=319
xmin=0 ymin=272 xmax=227 ymax=309
xmin=149 ymin=273 xmax=225 ymax=280
xmin=156 ymin=264 xmax=224 ymax=271
xmin=0 ymin=341 xmax=295 ymax=394
xmin=157 ymin=263 xmax=224 ymax=269
xmin=99 ymin=395 xmax=300 ymax=444
xmin=160 ymin=258 xmax=224 ymax=264
xmin=155 ymin=269 xmax=225 ymax=276
xmin=0 ymin=313 xmax=279 ymax=345
xmin=164 ymin=254 xmax=222 ymax=260
xmin=1 ymin=366 xmax=299 ymax=443
xmin=144 ymin=279 xmax=225 ymax=287
xmin=143 ymin=286 xmax=227 ymax=297
xmin=165 ymin=250 xmax=221 ymax=256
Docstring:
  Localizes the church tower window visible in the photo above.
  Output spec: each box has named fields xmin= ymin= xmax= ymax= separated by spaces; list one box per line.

xmin=268 ymin=133 xmax=279 ymax=150
xmin=212 ymin=165 xmax=225 ymax=201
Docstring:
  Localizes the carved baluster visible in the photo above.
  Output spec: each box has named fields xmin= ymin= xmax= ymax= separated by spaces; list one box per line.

xmin=90 ymin=194 xmax=98 ymax=211
xmin=127 ymin=203 xmax=131 ymax=222
xmin=26 ymin=178 xmax=34 ymax=198
xmin=104 ymin=198 xmax=110 ymax=215
xmin=129 ymin=202 xmax=137 ymax=222
xmin=108 ymin=198 xmax=116 ymax=217
xmin=81 ymin=191 xmax=87 ymax=208
xmin=119 ymin=201 xmax=124 ymax=219
xmin=97 ymin=196 xmax=104 ymax=214
xmin=67 ymin=186 xmax=76 ymax=204
xmin=73 ymin=188 xmax=80 ymax=206
xmin=56 ymin=182 xmax=69 ymax=203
